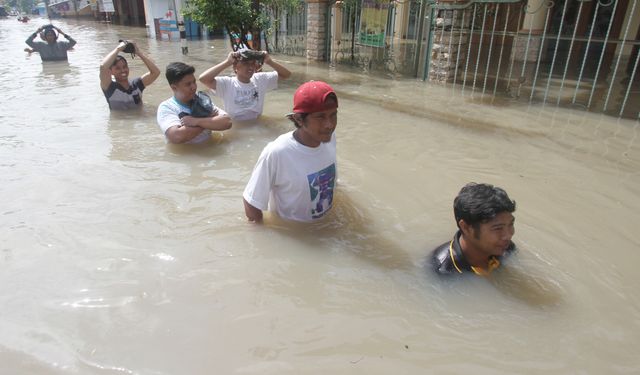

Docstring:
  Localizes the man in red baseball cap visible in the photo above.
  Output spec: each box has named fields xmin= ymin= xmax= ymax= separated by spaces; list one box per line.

xmin=243 ymin=81 xmax=339 ymax=223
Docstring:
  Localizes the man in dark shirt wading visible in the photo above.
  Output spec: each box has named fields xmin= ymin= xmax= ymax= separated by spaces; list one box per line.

xmin=25 ymin=25 xmax=76 ymax=62
xmin=431 ymin=183 xmax=516 ymax=276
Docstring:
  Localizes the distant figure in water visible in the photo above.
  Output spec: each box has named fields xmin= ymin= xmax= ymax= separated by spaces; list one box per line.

xmin=99 ymin=40 xmax=160 ymax=110
xmin=25 ymin=24 xmax=76 ymax=62
xmin=431 ymin=183 xmax=516 ymax=276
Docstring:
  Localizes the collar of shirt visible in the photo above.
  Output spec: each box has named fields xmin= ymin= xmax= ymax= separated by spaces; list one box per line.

xmin=449 ymin=230 xmax=502 ymax=276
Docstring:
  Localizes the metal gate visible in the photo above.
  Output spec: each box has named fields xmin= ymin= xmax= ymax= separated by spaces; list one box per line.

xmin=326 ymin=0 xmax=424 ymax=75
xmin=268 ymin=0 xmax=638 ymax=118
xmin=421 ymin=0 xmax=640 ymax=119
xmin=264 ymin=1 xmax=308 ymax=57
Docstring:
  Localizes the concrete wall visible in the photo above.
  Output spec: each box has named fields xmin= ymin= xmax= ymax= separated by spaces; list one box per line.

xmin=306 ymin=0 xmax=329 ymax=60
xmin=143 ymin=0 xmax=183 ymax=39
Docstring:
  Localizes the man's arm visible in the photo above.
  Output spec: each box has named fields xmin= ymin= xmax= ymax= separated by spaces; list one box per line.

xmin=243 ymin=198 xmax=263 ymax=223
xmin=198 ymin=51 xmax=237 ymax=90
xmin=55 ymin=27 xmax=76 ymax=49
xmin=159 ymin=103 xmax=208 ymax=144
xmin=242 ymin=151 xmax=273 ymax=223
xmin=165 ymin=125 xmax=207 ymax=144
xmin=162 ymin=110 xmax=231 ymax=143
xmin=134 ymin=43 xmax=161 ymax=88
xmin=25 ymin=27 xmax=42 ymax=49
xmin=180 ymin=113 xmax=232 ymax=131
xmin=100 ymin=42 xmax=126 ymax=90
xmin=263 ymin=52 xmax=291 ymax=80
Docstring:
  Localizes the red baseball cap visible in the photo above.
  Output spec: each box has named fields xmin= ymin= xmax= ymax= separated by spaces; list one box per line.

xmin=291 ymin=81 xmax=338 ymax=114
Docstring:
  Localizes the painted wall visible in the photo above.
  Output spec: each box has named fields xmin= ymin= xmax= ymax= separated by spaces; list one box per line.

xmin=143 ymin=0 xmax=185 ymax=39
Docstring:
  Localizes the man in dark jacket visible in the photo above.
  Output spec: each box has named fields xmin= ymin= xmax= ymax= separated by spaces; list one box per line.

xmin=431 ymin=183 xmax=516 ymax=276
xmin=25 ymin=25 xmax=76 ymax=62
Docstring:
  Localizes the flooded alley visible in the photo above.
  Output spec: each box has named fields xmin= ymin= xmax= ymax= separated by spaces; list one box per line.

xmin=1 ymin=18 xmax=639 ymax=374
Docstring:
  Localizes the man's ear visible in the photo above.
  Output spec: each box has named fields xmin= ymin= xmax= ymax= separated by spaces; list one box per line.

xmin=292 ymin=114 xmax=305 ymax=127
xmin=459 ymin=219 xmax=472 ymax=237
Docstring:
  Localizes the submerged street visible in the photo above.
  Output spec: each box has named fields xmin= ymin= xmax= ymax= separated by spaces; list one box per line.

xmin=1 ymin=17 xmax=639 ymax=374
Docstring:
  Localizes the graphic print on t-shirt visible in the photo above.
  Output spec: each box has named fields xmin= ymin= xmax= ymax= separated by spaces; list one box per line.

xmin=233 ymin=85 xmax=259 ymax=109
xmin=307 ymin=164 xmax=336 ymax=219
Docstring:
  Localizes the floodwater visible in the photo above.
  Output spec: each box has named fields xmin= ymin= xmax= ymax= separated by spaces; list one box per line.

xmin=1 ymin=18 xmax=639 ymax=375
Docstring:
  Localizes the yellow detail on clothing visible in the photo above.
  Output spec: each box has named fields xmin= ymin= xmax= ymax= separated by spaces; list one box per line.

xmin=450 ymin=240 xmax=501 ymax=276
xmin=448 ymin=240 xmax=463 ymax=273
xmin=471 ymin=257 xmax=500 ymax=276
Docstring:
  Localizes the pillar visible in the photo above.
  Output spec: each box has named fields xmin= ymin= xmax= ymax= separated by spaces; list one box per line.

xmin=306 ymin=0 xmax=329 ymax=61
xmin=142 ymin=0 xmax=154 ymax=38
xmin=329 ymin=2 xmax=343 ymax=62
xmin=511 ymin=0 xmax=548 ymax=62
xmin=393 ymin=0 xmax=409 ymax=41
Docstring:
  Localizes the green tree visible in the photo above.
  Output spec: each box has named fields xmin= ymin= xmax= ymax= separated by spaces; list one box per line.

xmin=183 ymin=0 xmax=301 ymax=51
xmin=8 ymin=0 xmax=35 ymax=13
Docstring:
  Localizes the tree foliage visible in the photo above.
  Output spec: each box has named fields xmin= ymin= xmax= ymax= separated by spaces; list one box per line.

xmin=7 ymin=0 xmax=36 ymax=13
xmin=183 ymin=0 xmax=302 ymax=50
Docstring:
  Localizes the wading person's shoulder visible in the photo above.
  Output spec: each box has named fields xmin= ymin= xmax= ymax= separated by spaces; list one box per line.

xmin=262 ymin=132 xmax=296 ymax=152
xmin=430 ymin=240 xmax=458 ymax=275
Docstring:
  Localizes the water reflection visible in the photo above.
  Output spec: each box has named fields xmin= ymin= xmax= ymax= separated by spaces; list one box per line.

xmin=39 ymin=61 xmax=77 ymax=80
xmin=265 ymin=190 xmax=414 ymax=270
xmin=489 ymin=263 xmax=564 ymax=308
xmin=107 ymin=108 xmax=159 ymax=162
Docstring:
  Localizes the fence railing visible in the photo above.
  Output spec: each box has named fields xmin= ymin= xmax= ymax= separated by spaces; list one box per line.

xmin=264 ymin=2 xmax=308 ymax=57
xmin=267 ymin=0 xmax=639 ymax=119
xmin=325 ymin=0 xmax=424 ymax=75
xmin=422 ymin=0 xmax=639 ymax=119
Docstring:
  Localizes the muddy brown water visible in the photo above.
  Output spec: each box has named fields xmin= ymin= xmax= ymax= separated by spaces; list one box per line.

xmin=1 ymin=18 xmax=639 ymax=374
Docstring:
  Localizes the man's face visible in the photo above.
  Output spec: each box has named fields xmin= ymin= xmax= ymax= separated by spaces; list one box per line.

xmin=171 ymin=73 xmax=198 ymax=103
xmin=110 ymin=59 xmax=129 ymax=82
xmin=234 ymin=60 xmax=258 ymax=82
xmin=44 ymin=31 xmax=56 ymax=43
xmin=298 ymin=107 xmax=338 ymax=146
xmin=464 ymin=212 xmax=515 ymax=257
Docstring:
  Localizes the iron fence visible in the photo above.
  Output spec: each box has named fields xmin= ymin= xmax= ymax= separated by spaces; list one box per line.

xmin=325 ymin=0 xmax=424 ymax=75
xmin=266 ymin=0 xmax=639 ymax=118
xmin=264 ymin=1 xmax=308 ymax=57
xmin=422 ymin=0 xmax=639 ymax=118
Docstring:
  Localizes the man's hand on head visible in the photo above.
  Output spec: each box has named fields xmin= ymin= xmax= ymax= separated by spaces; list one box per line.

xmin=263 ymin=52 xmax=272 ymax=64
xmin=227 ymin=51 xmax=239 ymax=64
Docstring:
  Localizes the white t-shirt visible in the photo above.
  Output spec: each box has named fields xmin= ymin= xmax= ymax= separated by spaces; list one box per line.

xmin=213 ymin=71 xmax=279 ymax=121
xmin=156 ymin=96 xmax=225 ymax=144
xmin=243 ymin=131 xmax=337 ymax=222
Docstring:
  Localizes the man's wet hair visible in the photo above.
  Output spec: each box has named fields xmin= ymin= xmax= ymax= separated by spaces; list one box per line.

xmin=165 ymin=62 xmax=195 ymax=85
xmin=110 ymin=55 xmax=127 ymax=68
xmin=454 ymin=182 xmax=516 ymax=230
